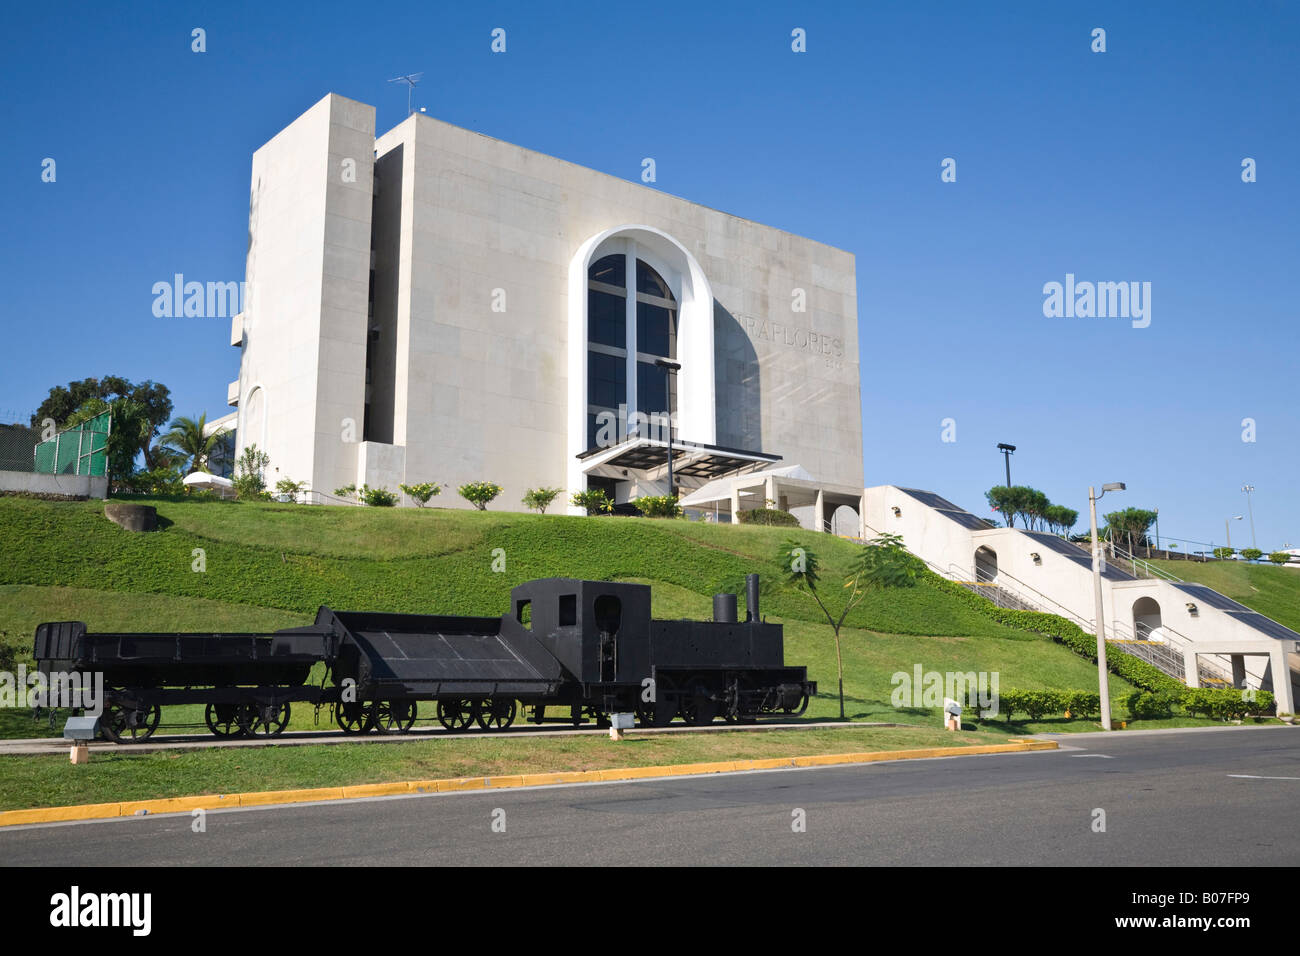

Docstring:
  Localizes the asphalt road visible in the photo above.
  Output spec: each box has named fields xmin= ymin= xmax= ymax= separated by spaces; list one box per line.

xmin=5 ymin=726 xmax=1298 ymax=866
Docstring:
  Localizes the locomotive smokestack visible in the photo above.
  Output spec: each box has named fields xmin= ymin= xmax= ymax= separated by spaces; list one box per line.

xmin=713 ymin=592 xmax=738 ymax=623
xmin=745 ymin=573 xmax=760 ymax=622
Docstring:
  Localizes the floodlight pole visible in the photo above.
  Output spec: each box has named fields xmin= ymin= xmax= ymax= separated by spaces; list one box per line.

xmin=997 ymin=443 xmax=1016 ymax=487
xmin=1090 ymin=481 xmax=1125 ymax=731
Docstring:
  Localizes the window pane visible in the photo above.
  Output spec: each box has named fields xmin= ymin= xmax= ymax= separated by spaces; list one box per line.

xmin=637 ymin=361 xmax=669 ymax=416
xmin=636 ymin=260 xmax=673 ymax=300
xmin=636 ymin=302 xmax=676 ymax=357
xmin=588 ymin=290 xmax=626 ymax=348
xmin=588 ymin=410 xmax=619 ymax=450
xmin=589 ymin=254 xmax=625 ymax=288
xmin=588 ymin=350 xmax=626 ymax=409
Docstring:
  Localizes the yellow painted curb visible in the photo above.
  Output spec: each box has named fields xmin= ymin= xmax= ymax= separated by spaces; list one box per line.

xmin=0 ymin=739 xmax=1056 ymax=828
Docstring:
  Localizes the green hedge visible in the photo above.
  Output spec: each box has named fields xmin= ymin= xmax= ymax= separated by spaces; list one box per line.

xmin=995 ymin=687 xmax=1274 ymax=722
xmin=737 ymin=508 xmax=799 ymax=527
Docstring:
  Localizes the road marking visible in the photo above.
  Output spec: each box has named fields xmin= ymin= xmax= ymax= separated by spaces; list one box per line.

xmin=1228 ymin=774 xmax=1300 ymax=781
xmin=1070 ymin=754 xmax=1113 ymax=759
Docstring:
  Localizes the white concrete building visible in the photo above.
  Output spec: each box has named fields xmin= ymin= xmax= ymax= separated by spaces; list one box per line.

xmin=229 ymin=93 xmax=863 ymax=521
xmin=863 ymin=485 xmax=1299 ymax=713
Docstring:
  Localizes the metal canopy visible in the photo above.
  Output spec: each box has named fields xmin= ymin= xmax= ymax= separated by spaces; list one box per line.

xmin=577 ymin=437 xmax=780 ymax=480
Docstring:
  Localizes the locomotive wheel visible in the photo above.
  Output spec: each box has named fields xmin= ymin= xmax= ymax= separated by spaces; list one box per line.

xmin=205 ymin=702 xmax=245 ymax=738
xmin=436 ymin=698 xmax=476 ymax=732
xmin=679 ymin=685 xmax=718 ymax=726
xmin=248 ymin=702 xmax=291 ymax=737
xmin=782 ymin=690 xmax=811 ymax=717
xmin=102 ymin=702 xmax=161 ymax=743
xmin=336 ymin=702 xmax=375 ymax=734
xmin=373 ymin=700 xmax=417 ymax=734
xmin=635 ymin=698 xmax=659 ymax=728
xmin=474 ymin=698 xmax=517 ymax=731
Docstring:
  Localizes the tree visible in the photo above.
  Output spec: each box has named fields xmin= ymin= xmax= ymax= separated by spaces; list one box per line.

xmin=458 ymin=481 xmax=503 ymax=511
xmin=985 ymin=486 xmax=1020 ymax=528
xmin=1213 ymin=547 xmax=1235 ymax=560
xmin=1043 ymin=504 xmax=1078 ymax=536
xmin=275 ymin=477 xmax=307 ymax=501
xmin=521 ymin=487 xmax=561 ymax=514
xmin=777 ymin=538 xmax=894 ymax=720
xmin=233 ymin=444 xmax=271 ymax=500
xmin=400 ymin=482 xmax=442 ymax=507
xmin=1269 ymin=551 xmax=1292 ymax=565
xmin=1103 ymin=508 xmax=1157 ymax=553
xmin=855 ymin=532 xmax=924 ymax=588
xmin=33 ymin=376 xmax=172 ymax=466
xmin=1241 ymin=548 xmax=1263 ymax=562
xmin=161 ymin=414 xmax=219 ymax=475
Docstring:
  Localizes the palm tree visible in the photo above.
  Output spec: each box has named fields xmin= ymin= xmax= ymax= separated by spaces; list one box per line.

xmin=162 ymin=414 xmax=218 ymax=475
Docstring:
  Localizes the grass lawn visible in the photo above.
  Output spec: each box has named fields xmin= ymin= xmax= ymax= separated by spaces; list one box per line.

xmin=0 ymin=725 xmax=1022 ymax=811
xmin=1150 ymin=558 xmax=1300 ymax=633
xmin=0 ymin=495 xmax=1245 ymax=809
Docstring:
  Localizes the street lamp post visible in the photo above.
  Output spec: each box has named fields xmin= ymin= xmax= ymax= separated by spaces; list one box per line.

xmin=655 ymin=359 xmax=681 ymax=498
xmin=1089 ymin=481 xmax=1125 ymax=731
xmin=1242 ymin=485 xmax=1256 ymax=550
xmin=997 ymin=443 xmax=1016 ymax=487
xmin=1225 ymin=515 xmax=1242 ymax=552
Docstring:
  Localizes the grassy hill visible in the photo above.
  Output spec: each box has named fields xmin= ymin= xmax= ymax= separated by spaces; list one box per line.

xmin=1149 ymin=559 xmax=1300 ymax=633
xmin=0 ymin=496 xmax=1150 ymax=737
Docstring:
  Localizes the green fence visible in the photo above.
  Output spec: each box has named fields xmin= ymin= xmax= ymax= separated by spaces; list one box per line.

xmin=32 ymin=410 xmax=110 ymax=476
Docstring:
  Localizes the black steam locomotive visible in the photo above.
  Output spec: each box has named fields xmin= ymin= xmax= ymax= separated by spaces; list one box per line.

xmin=33 ymin=574 xmax=814 ymax=743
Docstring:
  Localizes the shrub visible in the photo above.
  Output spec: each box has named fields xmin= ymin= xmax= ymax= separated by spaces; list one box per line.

xmin=1240 ymin=548 xmax=1263 ymax=562
xmin=458 ymin=481 xmax=503 ymax=511
xmin=1212 ymin=546 xmax=1235 ymax=560
xmin=521 ymin=487 xmax=561 ymax=514
xmin=125 ymin=467 xmax=184 ymax=496
xmin=233 ymin=444 xmax=271 ymax=500
xmin=400 ymin=482 xmax=441 ymax=507
xmin=275 ymin=477 xmax=306 ymax=501
xmin=636 ymin=494 xmax=682 ymax=518
xmin=1182 ymin=688 xmax=1274 ymax=720
xmin=571 ymin=489 xmax=613 ymax=516
xmin=359 ymin=485 xmax=398 ymax=507
xmin=1127 ymin=690 xmax=1176 ymax=719
xmin=1268 ymin=551 xmax=1292 ymax=565
xmin=334 ymin=484 xmax=357 ymax=500
xmin=1064 ymin=691 xmax=1101 ymax=719
xmin=737 ymin=507 xmax=799 ymax=527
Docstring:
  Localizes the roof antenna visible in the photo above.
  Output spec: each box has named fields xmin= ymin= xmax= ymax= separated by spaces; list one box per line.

xmin=388 ymin=73 xmax=423 ymax=116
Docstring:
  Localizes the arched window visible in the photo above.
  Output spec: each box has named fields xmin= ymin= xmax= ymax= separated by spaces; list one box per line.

xmin=634 ymin=260 xmax=677 ymax=425
xmin=585 ymin=253 xmax=678 ymax=449
xmin=586 ymin=254 xmax=626 ymax=449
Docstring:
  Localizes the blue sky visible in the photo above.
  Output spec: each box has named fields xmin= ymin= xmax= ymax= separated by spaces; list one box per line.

xmin=2 ymin=1 xmax=1295 ymax=552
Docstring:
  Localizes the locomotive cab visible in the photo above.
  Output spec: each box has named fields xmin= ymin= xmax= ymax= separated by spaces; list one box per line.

xmin=508 ymin=578 xmax=652 ymax=686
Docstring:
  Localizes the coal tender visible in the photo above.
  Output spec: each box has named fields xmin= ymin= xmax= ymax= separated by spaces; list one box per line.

xmin=33 ymin=573 xmax=814 ymax=742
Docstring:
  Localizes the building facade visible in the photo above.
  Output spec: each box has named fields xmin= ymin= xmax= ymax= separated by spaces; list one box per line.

xmin=230 ymin=93 xmax=863 ymax=519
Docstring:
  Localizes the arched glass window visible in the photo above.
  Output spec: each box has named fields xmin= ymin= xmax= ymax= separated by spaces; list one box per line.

xmin=586 ymin=254 xmax=626 ymax=449
xmin=585 ymin=253 xmax=678 ymax=449
xmin=634 ymin=260 xmax=676 ymax=425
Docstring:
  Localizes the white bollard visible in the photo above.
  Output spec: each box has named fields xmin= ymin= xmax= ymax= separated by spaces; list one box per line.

xmin=943 ymin=697 xmax=962 ymax=732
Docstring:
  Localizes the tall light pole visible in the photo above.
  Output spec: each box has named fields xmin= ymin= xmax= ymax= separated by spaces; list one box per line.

xmin=1225 ymin=515 xmax=1242 ymax=551
xmin=997 ymin=443 xmax=1016 ymax=487
xmin=1242 ymin=485 xmax=1256 ymax=550
xmin=1089 ymin=481 xmax=1125 ymax=731
xmin=655 ymin=359 xmax=681 ymax=498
